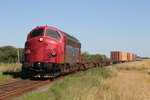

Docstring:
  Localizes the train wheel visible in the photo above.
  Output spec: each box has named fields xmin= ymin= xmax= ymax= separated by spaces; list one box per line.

xmin=22 ymin=62 xmax=29 ymax=73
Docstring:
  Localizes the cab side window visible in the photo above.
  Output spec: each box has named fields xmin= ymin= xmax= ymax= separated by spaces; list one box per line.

xmin=46 ymin=29 xmax=61 ymax=40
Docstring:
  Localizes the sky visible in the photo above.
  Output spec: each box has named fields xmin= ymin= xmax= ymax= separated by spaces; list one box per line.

xmin=0 ymin=0 xmax=150 ymax=57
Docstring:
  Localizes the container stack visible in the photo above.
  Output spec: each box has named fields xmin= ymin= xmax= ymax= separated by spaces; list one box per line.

xmin=110 ymin=51 xmax=135 ymax=62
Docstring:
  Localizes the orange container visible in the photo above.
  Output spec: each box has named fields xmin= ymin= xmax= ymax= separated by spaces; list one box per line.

xmin=111 ymin=51 xmax=130 ymax=61
xmin=132 ymin=53 xmax=135 ymax=60
xmin=122 ymin=52 xmax=127 ymax=61
xmin=127 ymin=53 xmax=132 ymax=61
xmin=110 ymin=51 xmax=123 ymax=61
xmin=128 ymin=53 xmax=135 ymax=61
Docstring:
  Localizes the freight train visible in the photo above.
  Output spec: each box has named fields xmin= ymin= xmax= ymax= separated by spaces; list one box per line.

xmin=22 ymin=26 xmax=82 ymax=73
xmin=22 ymin=25 xmax=138 ymax=76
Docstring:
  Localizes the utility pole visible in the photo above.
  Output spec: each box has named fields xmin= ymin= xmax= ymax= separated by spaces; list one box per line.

xmin=102 ymin=54 xmax=105 ymax=61
xmin=17 ymin=48 xmax=20 ymax=63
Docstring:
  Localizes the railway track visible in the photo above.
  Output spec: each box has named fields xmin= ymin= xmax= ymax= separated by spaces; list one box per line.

xmin=0 ymin=79 xmax=50 ymax=100
xmin=0 ymin=71 xmax=83 ymax=100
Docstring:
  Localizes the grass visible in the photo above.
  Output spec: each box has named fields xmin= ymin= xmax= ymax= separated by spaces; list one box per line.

xmin=113 ymin=59 xmax=150 ymax=72
xmin=22 ymin=67 xmax=117 ymax=100
xmin=0 ymin=63 xmax=21 ymax=84
xmin=22 ymin=59 xmax=150 ymax=100
xmin=103 ymin=59 xmax=150 ymax=100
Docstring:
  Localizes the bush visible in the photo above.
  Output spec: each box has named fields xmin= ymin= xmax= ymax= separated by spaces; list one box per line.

xmin=0 ymin=46 xmax=23 ymax=63
xmin=81 ymin=51 xmax=109 ymax=62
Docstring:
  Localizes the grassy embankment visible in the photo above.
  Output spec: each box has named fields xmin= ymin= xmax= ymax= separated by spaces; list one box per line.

xmin=22 ymin=67 xmax=117 ymax=100
xmin=0 ymin=63 xmax=21 ymax=84
xmin=22 ymin=59 xmax=150 ymax=100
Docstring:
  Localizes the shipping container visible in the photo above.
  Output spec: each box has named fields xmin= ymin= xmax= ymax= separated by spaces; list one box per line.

xmin=127 ymin=53 xmax=132 ymax=61
xmin=127 ymin=53 xmax=135 ymax=61
xmin=111 ymin=51 xmax=135 ymax=62
xmin=132 ymin=53 xmax=135 ymax=60
xmin=122 ymin=52 xmax=127 ymax=61
xmin=111 ymin=51 xmax=122 ymax=61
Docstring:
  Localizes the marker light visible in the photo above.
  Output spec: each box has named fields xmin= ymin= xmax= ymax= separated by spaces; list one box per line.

xmin=39 ymin=37 xmax=44 ymax=42
xmin=25 ymin=49 xmax=30 ymax=54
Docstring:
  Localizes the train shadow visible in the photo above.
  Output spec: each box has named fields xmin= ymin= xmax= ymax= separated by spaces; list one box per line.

xmin=2 ymin=71 xmax=52 ymax=81
xmin=3 ymin=71 xmax=32 ymax=79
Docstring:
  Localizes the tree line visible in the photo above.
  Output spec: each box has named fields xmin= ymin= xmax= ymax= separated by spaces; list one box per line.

xmin=0 ymin=46 xmax=23 ymax=63
xmin=81 ymin=52 xmax=109 ymax=62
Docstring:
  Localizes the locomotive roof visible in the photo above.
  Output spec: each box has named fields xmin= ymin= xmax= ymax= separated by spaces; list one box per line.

xmin=61 ymin=31 xmax=81 ymax=44
xmin=34 ymin=26 xmax=81 ymax=44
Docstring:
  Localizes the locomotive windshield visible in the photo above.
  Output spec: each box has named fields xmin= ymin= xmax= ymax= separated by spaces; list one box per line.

xmin=29 ymin=28 xmax=43 ymax=39
xmin=46 ymin=29 xmax=61 ymax=40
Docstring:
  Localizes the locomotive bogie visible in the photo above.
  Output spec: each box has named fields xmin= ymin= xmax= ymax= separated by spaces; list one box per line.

xmin=22 ymin=62 xmax=61 ymax=72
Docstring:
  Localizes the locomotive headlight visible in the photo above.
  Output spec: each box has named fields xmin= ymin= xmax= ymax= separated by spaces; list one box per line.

xmin=39 ymin=37 xmax=44 ymax=42
xmin=51 ymin=51 xmax=57 ymax=57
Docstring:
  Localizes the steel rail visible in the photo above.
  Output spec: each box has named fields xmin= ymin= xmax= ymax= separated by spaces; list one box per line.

xmin=0 ymin=80 xmax=50 ymax=99
xmin=0 ymin=80 xmax=30 ymax=88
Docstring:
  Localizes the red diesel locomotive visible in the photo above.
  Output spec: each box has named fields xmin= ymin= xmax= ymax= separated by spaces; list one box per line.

xmin=22 ymin=26 xmax=81 ymax=73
